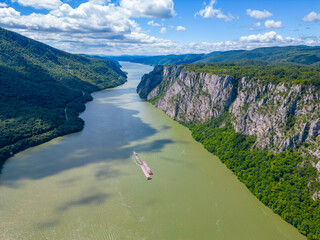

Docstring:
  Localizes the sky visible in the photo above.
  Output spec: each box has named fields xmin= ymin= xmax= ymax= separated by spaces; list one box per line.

xmin=0 ymin=0 xmax=319 ymax=55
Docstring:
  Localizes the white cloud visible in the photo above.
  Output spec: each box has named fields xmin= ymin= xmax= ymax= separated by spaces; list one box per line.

xmin=0 ymin=3 xmax=145 ymax=43
xmin=239 ymin=31 xmax=284 ymax=43
xmin=195 ymin=0 xmax=234 ymax=22
xmin=246 ymin=9 xmax=272 ymax=19
xmin=12 ymin=0 xmax=63 ymax=10
xmin=148 ymin=20 xmax=161 ymax=27
xmin=0 ymin=1 xmax=318 ymax=55
xmin=176 ymin=25 xmax=186 ymax=31
xmin=159 ymin=27 xmax=167 ymax=34
xmin=120 ymin=0 xmax=175 ymax=19
xmin=265 ymin=20 xmax=283 ymax=29
xmin=0 ymin=1 xmax=179 ymax=55
xmin=253 ymin=22 xmax=261 ymax=27
xmin=303 ymin=11 xmax=320 ymax=22
xmin=0 ymin=7 xmax=20 ymax=17
xmin=0 ymin=3 xmax=7 ymax=7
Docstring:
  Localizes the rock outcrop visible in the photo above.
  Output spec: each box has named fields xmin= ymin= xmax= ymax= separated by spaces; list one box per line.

xmin=137 ymin=65 xmax=320 ymax=160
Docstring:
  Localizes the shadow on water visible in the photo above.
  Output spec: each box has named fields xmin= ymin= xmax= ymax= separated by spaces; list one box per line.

xmin=95 ymin=167 xmax=121 ymax=181
xmin=36 ymin=193 xmax=111 ymax=230
xmin=57 ymin=193 xmax=110 ymax=212
xmin=0 ymin=100 xmax=174 ymax=187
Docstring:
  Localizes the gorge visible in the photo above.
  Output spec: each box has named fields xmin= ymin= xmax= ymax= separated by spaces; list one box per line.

xmin=137 ymin=63 xmax=320 ymax=239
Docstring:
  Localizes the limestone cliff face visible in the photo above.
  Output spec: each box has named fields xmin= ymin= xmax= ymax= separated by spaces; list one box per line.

xmin=137 ymin=66 xmax=320 ymax=161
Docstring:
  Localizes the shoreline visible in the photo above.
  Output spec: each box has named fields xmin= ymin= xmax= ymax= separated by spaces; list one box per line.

xmin=0 ymin=79 xmax=127 ymax=172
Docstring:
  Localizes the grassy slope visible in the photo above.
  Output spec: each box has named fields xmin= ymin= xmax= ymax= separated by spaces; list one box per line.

xmin=0 ymin=27 xmax=127 ymax=164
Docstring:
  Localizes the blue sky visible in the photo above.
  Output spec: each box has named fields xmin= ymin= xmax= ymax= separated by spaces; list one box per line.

xmin=0 ymin=0 xmax=319 ymax=55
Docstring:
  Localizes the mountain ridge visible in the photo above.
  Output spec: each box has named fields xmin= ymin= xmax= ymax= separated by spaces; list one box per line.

xmin=105 ymin=45 xmax=320 ymax=67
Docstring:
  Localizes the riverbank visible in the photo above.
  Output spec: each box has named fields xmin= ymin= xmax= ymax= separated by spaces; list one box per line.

xmin=186 ymin=114 xmax=320 ymax=239
xmin=0 ymin=79 xmax=127 ymax=171
xmin=136 ymin=63 xmax=320 ymax=239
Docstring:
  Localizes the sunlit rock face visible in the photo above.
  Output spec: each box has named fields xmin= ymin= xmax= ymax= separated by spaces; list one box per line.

xmin=137 ymin=65 xmax=320 ymax=160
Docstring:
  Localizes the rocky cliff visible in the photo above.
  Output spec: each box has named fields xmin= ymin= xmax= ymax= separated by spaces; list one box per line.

xmin=137 ymin=65 xmax=320 ymax=162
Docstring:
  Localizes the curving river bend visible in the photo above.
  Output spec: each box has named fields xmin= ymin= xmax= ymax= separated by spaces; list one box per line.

xmin=0 ymin=62 xmax=305 ymax=240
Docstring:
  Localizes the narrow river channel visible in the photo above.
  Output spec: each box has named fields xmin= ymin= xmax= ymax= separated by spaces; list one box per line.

xmin=0 ymin=62 xmax=305 ymax=240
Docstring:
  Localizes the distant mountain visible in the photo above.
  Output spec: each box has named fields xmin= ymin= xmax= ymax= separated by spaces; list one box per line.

xmin=197 ymin=46 xmax=320 ymax=65
xmin=126 ymin=54 xmax=208 ymax=66
xmin=102 ymin=53 xmax=214 ymax=66
xmin=0 ymin=27 xmax=127 ymax=163
xmin=107 ymin=46 xmax=320 ymax=66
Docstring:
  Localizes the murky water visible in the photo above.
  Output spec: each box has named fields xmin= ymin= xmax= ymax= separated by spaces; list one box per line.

xmin=0 ymin=62 xmax=305 ymax=240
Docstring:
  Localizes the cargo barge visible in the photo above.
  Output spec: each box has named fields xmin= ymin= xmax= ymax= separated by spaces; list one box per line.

xmin=134 ymin=152 xmax=153 ymax=180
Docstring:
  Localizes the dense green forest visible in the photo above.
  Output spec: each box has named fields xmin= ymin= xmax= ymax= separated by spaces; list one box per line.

xmin=108 ymin=45 xmax=320 ymax=66
xmin=0 ymin=27 xmax=127 ymax=166
xmin=188 ymin=114 xmax=320 ymax=239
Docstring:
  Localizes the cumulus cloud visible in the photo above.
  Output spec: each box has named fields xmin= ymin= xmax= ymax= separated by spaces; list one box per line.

xmin=239 ymin=31 xmax=284 ymax=43
xmin=0 ymin=3 xmax=7 ymax=7
xmin=176 ymin=25 xmax=186 ymax=31
xmin=12 ymin=0 xmax=63 ymax=10
xmin=120 ymin=0 xmax=175 ymax=19
xmin=148 ymin=20 xmax=161 ymax=27
xmin=167 ymin=32 xmax=310 ymax=55
xmin=0 ymin=0 xmax=180 ymax=55
xmin=159 ymin=27 xmax=167 ymax=34
xmin=0 ymin=2 xmax=156 ymax=46
xmin=0 ymin=1 xmax=318 ymax=55
xmin=246 ymin=9 xmax=272 ymax=19
xmin=0 ymin=7 xmax=20 ymax=17
xmin=303 ymin=11 xmax=320 ymax=22
xmin=195 ymin=0 xmax=234 ymax=22
xmin=265 ymin=20 xmax=283 ymax=29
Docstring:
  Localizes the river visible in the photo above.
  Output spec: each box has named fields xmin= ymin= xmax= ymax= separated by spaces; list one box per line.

xmin=0 ymin=62 xmax=305 ymax=240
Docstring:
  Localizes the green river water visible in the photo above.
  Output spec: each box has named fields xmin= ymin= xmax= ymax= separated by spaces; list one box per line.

xmin=0 ymin=62 xmax=305 ymax=240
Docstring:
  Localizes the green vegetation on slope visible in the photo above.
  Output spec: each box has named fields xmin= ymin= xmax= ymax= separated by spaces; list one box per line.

xmin=0 ymin=27 xmax=127 ymax=165
xmin=183 ymin=62 xmax=320 ymax=88
xmin=188 ymin=114 xmax=320 ymax=240
xmin=143 ymin=61 xmax=320 ymax=239
xmin=197 ymin=46 xmax=320 ymax=65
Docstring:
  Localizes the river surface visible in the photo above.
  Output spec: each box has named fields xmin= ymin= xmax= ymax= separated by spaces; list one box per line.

xmin=0 ymin=62 xmax=305 ymax=240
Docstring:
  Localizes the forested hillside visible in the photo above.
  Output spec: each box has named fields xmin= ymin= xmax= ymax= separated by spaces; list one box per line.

xmin=197 ymin=46 xmax=320 ymax=65
xmin=0 ymin=27 xmax=127 ymax=165
xmin=109 ymin=45 xmax=320 ymax=67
